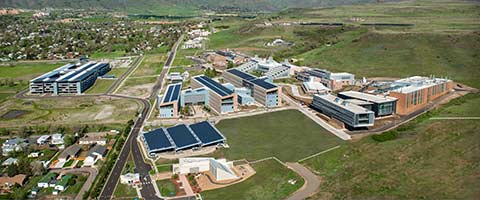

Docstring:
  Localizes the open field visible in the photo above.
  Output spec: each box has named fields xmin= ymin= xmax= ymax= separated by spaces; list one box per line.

xmin=215 ymin=109 xmax=343 ymax=162
xmin=172 ymin=46 xmax=199 ymax=66
xmin=90 ymin=50 xmax=127 ymax=59
xmin=302 ymin=93 xmax=480 ymax=199
xmin=116 ymin=76 xmax=158 ymax=98
xmin=132 ymin=52 xmax=166 ymax=77
xmin=85 ymin=79 xmax=115 ymax=94
xmin=201 ymin=159 xmax=304 ymax=200
xmin=157 ymin=179 xmax=176 ymax=197
xmin=0 ymin=96 xmax=139 ymax=128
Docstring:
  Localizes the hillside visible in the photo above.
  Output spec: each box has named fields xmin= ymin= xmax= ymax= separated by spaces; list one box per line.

xmin=0 ymin=0 xmax=400 ymax=14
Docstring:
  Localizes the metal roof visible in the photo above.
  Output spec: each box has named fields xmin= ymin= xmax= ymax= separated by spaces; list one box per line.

xmin=339 ymin=91 xmax=397 ymax=104
xmin=193 ymin=75 xmax=233 ymax=97
xmin=315 ymin=94 xmax=374 ymax=114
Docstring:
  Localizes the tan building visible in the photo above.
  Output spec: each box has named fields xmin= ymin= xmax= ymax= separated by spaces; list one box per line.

xmin=389 ymin=76 xmax=453 ymax=115
xmin=191 ymin=75 xmax=238 ymax=114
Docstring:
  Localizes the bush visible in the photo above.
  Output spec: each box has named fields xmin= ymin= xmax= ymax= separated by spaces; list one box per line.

xmin=372 ymin=131 xmax=398 ymax=142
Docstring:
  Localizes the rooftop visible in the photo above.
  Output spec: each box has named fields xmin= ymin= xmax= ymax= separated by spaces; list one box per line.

xmin=193 ymin=75 xmax=233 ymax=97
xmin=339 ymin=91 xmax=397 ymax=104
xmin=391 ymin=76 xmax=451 ymax=94
xmin=250 ymin=78 xmax=278 ymax=90
xmin=315 ymin=94 xmax=373 ymax=114
xmin=161 ymin=83 xmax=182 ymax=104
xmin=226 ymin=69 xmax=257 ymax=81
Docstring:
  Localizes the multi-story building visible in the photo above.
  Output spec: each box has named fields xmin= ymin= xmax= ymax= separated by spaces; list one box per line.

xmin=30 ymin=61 xmax=110 ymax=95
xmin=312 ymin=94 xmax=375 ymax=129
xmin=235 ymin=56 xmax=290 ymax=80
xmin=191 ymin=75 xmax=238 ymax=114
xmin=158 ymin=83 xmax=182 ymax=118
xmin=180 ymin=87 xmax=209 ymax=107
xmin=338 ymin=91 xmax=397 ymax=117
xmin=388 ymin=76 xmax=453 ymax=115
xmin=223 ymin=69 xmax=282 ymax=108
xmin=295 ymin=68 xmax=355 ymax=90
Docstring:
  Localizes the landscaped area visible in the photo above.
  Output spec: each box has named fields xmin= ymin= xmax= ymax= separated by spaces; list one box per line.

xmin=157 ymin=179 xmax=177 ymax=197
xmin=113 ymin=181 xmax=138 ymax=198
xmin=302 ymin=93 xmax=480 ymax=199
xmin=215 ymin=109 xmax=343 ymax=162
xmin=201 ymin=159 xmax=304 ymax=200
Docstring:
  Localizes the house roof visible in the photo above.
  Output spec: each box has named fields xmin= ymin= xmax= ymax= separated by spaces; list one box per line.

xmin=88 ymin=145 xmax=107 ymax=157
xmin=58 ymin=145 xmax=81 ymax=159
xmin=1 ymin=158 xmax=18 ymax=166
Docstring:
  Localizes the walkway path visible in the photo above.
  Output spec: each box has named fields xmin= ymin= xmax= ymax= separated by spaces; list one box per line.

xmin=285 ymin=163 xmax=320 ymax=200
xmin=179 ymin=174 xmax=195 ymax=196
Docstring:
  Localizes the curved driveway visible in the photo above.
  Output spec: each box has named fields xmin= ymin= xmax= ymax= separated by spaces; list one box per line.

xmin=285 ymin=163 xmax=320 ymax=200
xmin=50 ymin=167 xmax=98 ymax=200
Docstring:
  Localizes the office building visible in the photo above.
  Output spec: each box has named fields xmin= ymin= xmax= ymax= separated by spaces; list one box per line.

xmin=173 ymin=157 xmax=238 ymax=181
xmin=223 ymin=69 xmax=282 ymax=107
xmin=30 ymin=61 xmax=110 ymax=95
xmin=338 ymin=91 xmax=397 ymax=117
xmin=158 ymin=83 xmax=182 ymax=118
xmin=295 ymin=68 xmax=355 ymax=90
xmin=388 ymin=76 xmax=453 ymax=115
xmin=191 ymin=75 xmax=238 ymax=114
xmin=312 ymin=94 xmax=374 ymax=129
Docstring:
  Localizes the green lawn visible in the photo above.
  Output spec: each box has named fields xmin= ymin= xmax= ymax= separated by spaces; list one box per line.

xmin=90 ymin=50 xmax=127 ymax=59
xmin=157 ymin=179 xmax=176 ymax=197
xmin=63 ymin=159 xmax=75 ymax=167
xmin=201 ymin=159 xmax=304 ymax=200
xmin=63 ymin=174 xmax=88 ymax=195
xmin=108 ymin=68 xmax=129 ymax=78
xmin=172 ymin=47 xmax=198 ymax=66
xmin=113 ymin=181 xmax=138 ymax=198
xmin=132 ymin=53 xmax=165 ymax=77
xmin=215 ymin=109 xmax=343 ymax=162
xmin=85 ymin=79 xmax=115 ymax=94
xmin=302 ymin=93 xmax=480 ymax=199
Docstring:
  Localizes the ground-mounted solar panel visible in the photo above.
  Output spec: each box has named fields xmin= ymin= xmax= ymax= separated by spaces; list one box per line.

xmin=166 ymin=124 xmax=201 ymax=150
xmin=143 ymin=128 xmax=175 ymax=153
xmin=189 ymin=121 xmax=225 ymax=146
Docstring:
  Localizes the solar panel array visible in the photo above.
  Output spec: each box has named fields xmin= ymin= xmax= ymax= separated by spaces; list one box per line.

xmin=250 ymin=78 xmax=277 ymax=90
xmin=227 ymin=69 xmax=257 ymax=81
xmin=194 ymin=76 xmax=233 ymax=97
xmin=162 ymin=83 xmax=182 ymax=104
xmin=142 ymin=121 xmax=226 ymax=154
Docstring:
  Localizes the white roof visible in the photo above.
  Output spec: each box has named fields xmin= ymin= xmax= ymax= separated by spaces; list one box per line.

xmin=392 ymin=76 xmax=451 ymax=94
xmin=315 ymin=94 xmax=373 ymax=114
xmin=340 ymin=91 xmax=397 ymax=103
xmin=303 ymin=81 xmax=330 ymax=91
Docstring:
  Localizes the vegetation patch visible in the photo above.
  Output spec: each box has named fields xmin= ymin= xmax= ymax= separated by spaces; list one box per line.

xmin=1 ymin=109 xmax=29 ymax=119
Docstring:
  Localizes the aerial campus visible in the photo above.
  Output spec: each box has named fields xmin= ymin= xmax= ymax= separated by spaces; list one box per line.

xmin=0 ymin=1 xmax=479 ymax=200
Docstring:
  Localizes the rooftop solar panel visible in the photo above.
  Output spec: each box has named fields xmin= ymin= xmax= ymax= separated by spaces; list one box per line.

xmin=227 ymin=69 xmax=257 ymax=81
xmin=189 ymin=121 xmax=225 ymax=146
xmin=56 ymin=63 xmax=96 ymax=82
xmin=194 ymin=76 xmax=233 ymax=97
xmin=143 ymin=128 xmax=175 ymax=153
xmin=162 ymin=83 xmax=182 ymax=103
xmin=166 ymin=124 xmax=200 ymax=150
xmin=250 ymin=78 xmax=277 ymax=90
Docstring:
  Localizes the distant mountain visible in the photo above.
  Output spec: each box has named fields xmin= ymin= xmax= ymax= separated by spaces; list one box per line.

xmin=0 ymin=0 xmax=397 ymax=15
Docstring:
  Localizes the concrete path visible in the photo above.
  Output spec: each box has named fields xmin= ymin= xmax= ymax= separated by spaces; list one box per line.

xmin=285 ymin=163 xmax=320 ymax=200
xmin=179 ymin=174 xmax=195 ymax=196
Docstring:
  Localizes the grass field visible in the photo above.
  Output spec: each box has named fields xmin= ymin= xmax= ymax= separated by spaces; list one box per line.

xmin=302 ymin=93 xmax=480 ymax=199
xmin=0 ymin=96 xmax=139 ymax=128
xmin=63 ymin=174 xmax=88 ymax=195
xmin=85 ymin=79 xmax=115 ymax=94
xmin=90 ymin=50 xmax=127 ymax=59
xmin=201 ymin=159 xmax=304 ymax=200
xmin=132 ymin=53 xmax=166 ymax=77
xmin=157 ymin=179 xmax=176 ymax=197
xmin=113 ymin=181 xmax=138 ymax=198
xmin=215 ymin=109 xmax=343 ymax=162
xmin=172 ymin=46 xmax=198 ymax=66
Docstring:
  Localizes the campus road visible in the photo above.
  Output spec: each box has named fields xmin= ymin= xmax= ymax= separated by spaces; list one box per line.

xmin=101 ymin=35 xmax=184 ymax=200
xmin=105 ymin=55 xmax=144 ymax=94
xmin=285 ymin=163 xmax=321 ymax=200
xmin=50 ymin=167 xmax=98 ymax=200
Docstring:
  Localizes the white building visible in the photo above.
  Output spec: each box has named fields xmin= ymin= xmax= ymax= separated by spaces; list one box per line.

xmin=83 ymin=145 xmax=107 ymax=167
xmin=37 ymin=135 xmax=50 ymax=145
xmin=51 ymin=134 xmax=64 ymax=145
xmin=2 ymin=157 xmax=18 ymax=166
xmin=120 ymin=173 xmax=140 ymax=185
xmin=302 ymin=78 xmax=331 ymax=94
xmin=172 ymin=157 xmax=238 ymax=181
xmin=2 ymin=138 xmax=28 ymax=156
xmin=78 ymin=137 xmax=107 ymax=146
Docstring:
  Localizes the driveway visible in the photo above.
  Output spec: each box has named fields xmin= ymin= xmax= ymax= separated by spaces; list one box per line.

xmin=51 ymin=167 xmax=98 ymax=200
xmin=285 ymin=163 xmax=320 ymax=200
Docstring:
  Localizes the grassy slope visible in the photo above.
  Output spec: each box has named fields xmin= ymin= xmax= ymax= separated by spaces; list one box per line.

xmin=215 ymin=109 xmax=343 ymax=162
xmin=302 ymin=93 xmax=480 ymax=199
xmin=201 ymin=159 xmax=304 ymax=200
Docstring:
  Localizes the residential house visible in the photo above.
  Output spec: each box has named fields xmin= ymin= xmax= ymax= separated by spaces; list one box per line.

xmin=51 ymin=134 xmax=64 ymax=145
xmin=0 ymin=174 xmax=26 ymax=193
xmin=1 ymin=158 xmax=18 ymax=166
xmin=83 ymin=145 xmax=107 ymax=167
xmin=2 ymin=138 xmax=29 ymax=156
xmin=54 ymin=175 xmax=72 ymax=191
xmin=37 ymin=173 xmax=58 ymax=188
xmin=36 ymin=135 xmax=51 ymax=145
xmin=58 ymin=145 xmax=81 ymax=162
xmin=79 ymin=136 xmax=107 ymax=146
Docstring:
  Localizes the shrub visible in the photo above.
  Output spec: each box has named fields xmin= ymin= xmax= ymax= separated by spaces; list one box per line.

xmin=372 ymin=130 xmax=398 ymax=142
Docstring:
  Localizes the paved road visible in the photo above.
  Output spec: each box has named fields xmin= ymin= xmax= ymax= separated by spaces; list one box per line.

xmin=106 ymin=55 xmax=143 ymax=94
xmin=101 ymin=35 xmax=183 ymax=200
xmin=50 ymin=167 xmax=98 ymax=200
xmin=285 ymin=163 xmax=320 ymax=200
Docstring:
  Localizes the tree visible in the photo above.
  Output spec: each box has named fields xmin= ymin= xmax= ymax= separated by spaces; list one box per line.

xmin=31 ymin=161 xmax=46 ymax=176
xmin=6 ymin=164 xmax=18 ymax=177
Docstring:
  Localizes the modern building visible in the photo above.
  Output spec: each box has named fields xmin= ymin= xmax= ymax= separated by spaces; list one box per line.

xmin=141 ymin=121 xmax=226 ymax=156
xmin=338 ymin=91 xmax=398 ymax=117
xmin=295 ymin=68 xmax=355 ymax=90
xmin=191 ymin=75 xmax=238 ymax=114
xmin=180 ymin=87 xmax=209 ymax=107
xmin=312 ymin=94 xmax=375 ymax=129
xmin=30 ymin=61 xmax=110 ymax=95
xmin=158 ymin=83 xmax=182 ymax=118
xmin=302 ymin=80 xmax=331 ymax=94
xmin=172 ymin=157 xmax=238 ymax=181
xmin=167 ymin=72 xmax=184 ymax=84
xmin=223 ymin=69 xmax=282 ymax=107
xmin=235 ymin=56 xmax=291 ymax=80
xmin=387 ymin=76 xmax=453 ymax=115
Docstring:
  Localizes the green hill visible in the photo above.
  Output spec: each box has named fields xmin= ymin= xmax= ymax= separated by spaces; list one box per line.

xmin=0 ymin=0 xmax=400 ymax=14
